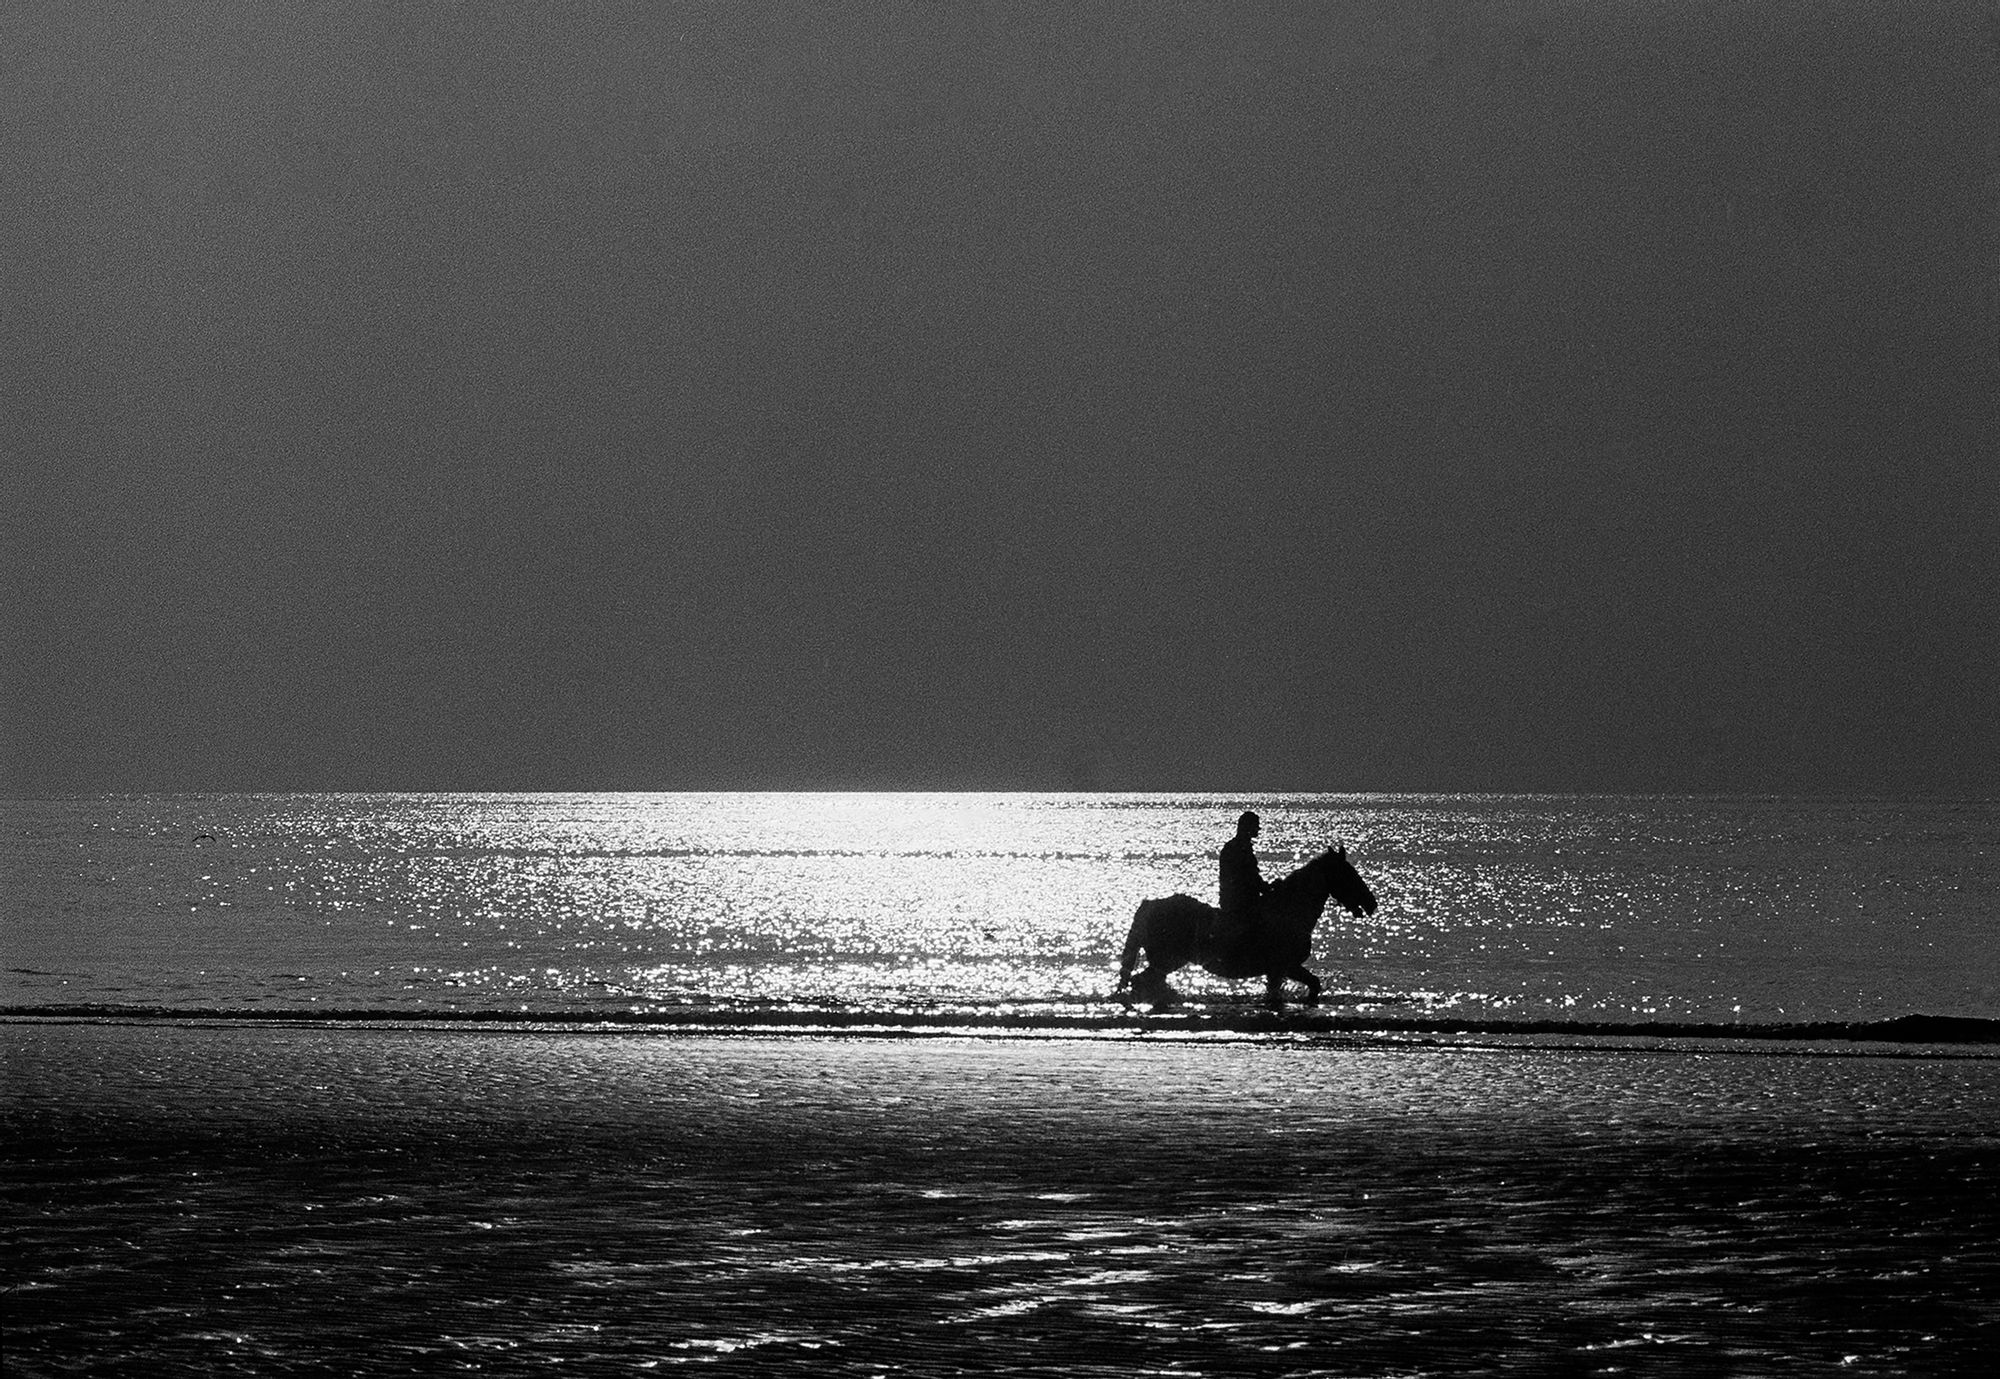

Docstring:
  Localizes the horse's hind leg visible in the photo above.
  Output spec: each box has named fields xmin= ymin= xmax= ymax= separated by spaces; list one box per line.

xmin=1114 ymin=908 xmax=1148 ymax=994
xmin=1131 ymin=966 xmax=1178 ymax=1007
xmin=1116 ymin=956 xmax=1151 ymax=1007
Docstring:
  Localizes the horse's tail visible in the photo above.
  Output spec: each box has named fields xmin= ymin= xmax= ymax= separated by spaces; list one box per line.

xmin=1114 ymin=902 xmax=1150 ymax=992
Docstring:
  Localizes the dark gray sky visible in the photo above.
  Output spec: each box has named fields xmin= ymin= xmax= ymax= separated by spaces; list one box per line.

xmin=5 ymin=2 xmax=1995 ymax=792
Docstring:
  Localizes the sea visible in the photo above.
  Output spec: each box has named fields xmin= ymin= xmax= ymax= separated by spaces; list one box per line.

xmin=7 ymin=793 xmax=1999 ymax=1375
xmin=3 ymin=792 xmax=1995 ymax=1032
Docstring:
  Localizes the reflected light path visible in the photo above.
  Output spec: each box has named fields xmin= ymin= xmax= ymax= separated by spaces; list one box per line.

xmin=4 ymin=792 xmax=1993 ymax=1027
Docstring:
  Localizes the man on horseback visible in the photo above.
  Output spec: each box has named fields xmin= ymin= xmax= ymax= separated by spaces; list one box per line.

xmin=1117 ymin=819 xmax=1376 ymax=1008
xmin=1216 ymin=810 xmax=1269 ymax=962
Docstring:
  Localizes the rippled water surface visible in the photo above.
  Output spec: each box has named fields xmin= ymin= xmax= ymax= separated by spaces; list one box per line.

xmin=7 ymin=1023 xmax=1999 ymax=1377
xmin=5 ymin=792 xmax=1994 ymax=1025
xmin=7 ymin=794 xmax=1996 ymax=1373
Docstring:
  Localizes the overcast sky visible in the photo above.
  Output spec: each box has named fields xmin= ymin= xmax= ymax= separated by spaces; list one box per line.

xmin=5 ymin=1 xmax=1995 ymax=793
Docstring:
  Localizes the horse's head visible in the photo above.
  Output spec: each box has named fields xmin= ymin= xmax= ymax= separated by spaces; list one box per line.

xmin=1319 ymin=843 xmax=1378 ymax=918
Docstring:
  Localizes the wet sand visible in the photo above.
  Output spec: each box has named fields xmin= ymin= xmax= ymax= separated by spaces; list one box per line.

xmin=6 ymin=1020 xmax=1999 ymax=1375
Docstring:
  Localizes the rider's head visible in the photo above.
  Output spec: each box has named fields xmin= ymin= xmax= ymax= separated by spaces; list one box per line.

xmin=1237 ymin=810 xmax=1260 ymax=837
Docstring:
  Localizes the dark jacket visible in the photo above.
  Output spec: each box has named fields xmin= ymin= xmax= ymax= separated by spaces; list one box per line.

xmin=1219 ymin=834 xmax=1267 ymax=918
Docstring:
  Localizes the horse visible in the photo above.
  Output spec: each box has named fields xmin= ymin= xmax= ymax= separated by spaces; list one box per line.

xmin=1114 ymin=845 xmax=1378 ymax=1008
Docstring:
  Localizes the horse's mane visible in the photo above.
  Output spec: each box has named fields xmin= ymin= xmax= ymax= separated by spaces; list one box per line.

xmin=1266 ymin=848 xmax=1339 ymax=904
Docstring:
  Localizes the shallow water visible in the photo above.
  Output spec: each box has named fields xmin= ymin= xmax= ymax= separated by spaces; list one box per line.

xmin=6 ymin=1023 xmax=1997 ymax=1376
xmin=4 ymin=792 xmax=1995 ymax=1029
xmin=7 ymin=794 xmax=1997 ymax=1370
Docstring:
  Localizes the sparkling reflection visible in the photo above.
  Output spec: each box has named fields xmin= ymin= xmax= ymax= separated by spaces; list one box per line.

xmin=4 ymin=793 xmax=1995 ymax=1026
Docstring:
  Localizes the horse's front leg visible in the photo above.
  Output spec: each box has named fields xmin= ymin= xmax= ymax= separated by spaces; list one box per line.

xmin=1290 ymin=965 xmax=1323 ymax=1007
xmin=1263 ymin=972 xmax=1288 ymax=1008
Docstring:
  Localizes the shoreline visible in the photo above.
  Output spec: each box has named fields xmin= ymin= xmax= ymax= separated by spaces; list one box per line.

xmin=5 ymin=1004 xmax=1996 ymax=1051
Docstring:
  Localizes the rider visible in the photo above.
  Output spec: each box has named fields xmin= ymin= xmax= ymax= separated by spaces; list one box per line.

xmin=1217 ymin=810 xmax=1269 ymax=959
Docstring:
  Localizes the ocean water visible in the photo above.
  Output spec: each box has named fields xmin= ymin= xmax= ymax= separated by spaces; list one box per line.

xmin=4 ymin=792 xmax=1994 ymax=1030
xmin=8 ymin=1025 xmax=2000 ymax=1376
xmin=8 ymin=794 xmax=1999 ymax=1375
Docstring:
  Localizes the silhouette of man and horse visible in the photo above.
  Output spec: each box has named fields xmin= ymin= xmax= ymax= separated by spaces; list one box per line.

xmin=1115 ymin=810 xmax=1378 ymax=1008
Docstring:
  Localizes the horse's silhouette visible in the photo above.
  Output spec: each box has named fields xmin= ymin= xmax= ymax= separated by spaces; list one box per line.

xmin=1114 ymin=845 xmax=1378 ymax=1008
